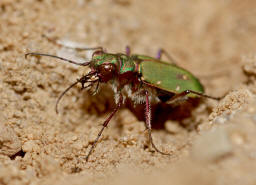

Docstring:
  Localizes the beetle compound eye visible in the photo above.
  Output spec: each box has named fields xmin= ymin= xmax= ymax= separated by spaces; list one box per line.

xmin=98 ymin=63 xmax=116 ymax=82
xmin=98 ymin=63 xmax=115 ymax=75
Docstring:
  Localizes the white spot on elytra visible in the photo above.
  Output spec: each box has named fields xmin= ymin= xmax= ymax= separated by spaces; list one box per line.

xmin=183 ymin=75 xmax=188 ymax=80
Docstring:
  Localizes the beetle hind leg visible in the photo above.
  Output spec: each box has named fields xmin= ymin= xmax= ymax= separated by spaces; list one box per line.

xmin=156 ymin=48 xmax=176 ymax=65
xmin=166 ymin=90 xmax=222 ymax=105
xmin=145 ymin=91 xmax=171 ymax=156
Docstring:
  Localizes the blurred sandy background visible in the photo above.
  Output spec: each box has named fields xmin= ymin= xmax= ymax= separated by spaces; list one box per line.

xmin=1 ymin=0 xmax=256 ymax=184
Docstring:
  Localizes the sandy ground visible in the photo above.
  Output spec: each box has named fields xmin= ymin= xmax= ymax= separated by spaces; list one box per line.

xmin=1 ymin=0 xmax=256 ymax=184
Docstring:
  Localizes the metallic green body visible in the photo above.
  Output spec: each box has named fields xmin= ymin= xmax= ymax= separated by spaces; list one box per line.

xmin=92 ymin=53 xmax=119 ymax=67
xmin=91 ymin=53 xmax=204 ymax=98
xmin=91 ymin=53 xmax=136 ymax=74
xmin=136 ymin=55 xmax=204 ymax=97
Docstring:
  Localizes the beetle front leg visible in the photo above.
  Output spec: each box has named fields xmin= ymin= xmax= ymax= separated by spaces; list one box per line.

xmin=145 ymin=91 xmax=171 ymax=155
xmin=85 ymin=94 xmax=123 ymax=161
xmin=156 ymin=48 xmax=176 ymax=65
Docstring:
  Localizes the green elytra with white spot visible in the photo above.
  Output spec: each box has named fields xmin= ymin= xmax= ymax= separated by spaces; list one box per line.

xmin=90 ymin=53 xmax=204 ymax=98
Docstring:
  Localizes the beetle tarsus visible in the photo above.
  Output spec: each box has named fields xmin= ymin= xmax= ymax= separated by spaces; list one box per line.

xmin=145 ymin=91 xmax=171 ymax=156
xmin=148 ymin=129 xmax=171 ymax=155
xmin=166 ymin=89 xmax=223 ymax=104
xmin=85 ymin=94 xmax=123 ymax=161
xmin=183 ymin=90 xmax=223 ymax=101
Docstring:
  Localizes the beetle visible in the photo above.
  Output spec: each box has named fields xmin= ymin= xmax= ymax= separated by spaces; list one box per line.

xmin=25 ymin=44 xmax=221 ymax=161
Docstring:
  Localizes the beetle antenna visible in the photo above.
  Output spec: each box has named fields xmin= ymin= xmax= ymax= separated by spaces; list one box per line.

xmin=55 ymin=80 xmax=79 ymax=114
xmin=25 ymin=52 xmax=90 ymax=66
xmin=56 ymin=81 xmax=94 ymax=114
xmin=55 ymin=72 xmax=98 ymax=113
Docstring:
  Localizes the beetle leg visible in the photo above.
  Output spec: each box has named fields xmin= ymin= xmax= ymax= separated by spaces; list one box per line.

xmin=166 ymin=90 xmax=222 ymax=104
xmin=85 ymin=94 xmax=123 ymax=161
xmin=185 ymin=90 xmax=223 ymax=100
xmin=125 ymin=46 xmax=131 ymax=56
xmin=156 ymin=48 xmax=176 ymax=65
xmin=145 ymin=91 xmax=171 ymax=155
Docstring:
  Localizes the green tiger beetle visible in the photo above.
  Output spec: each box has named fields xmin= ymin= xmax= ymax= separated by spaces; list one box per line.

xmin=25 ymin=42 xmax=222 ymax=161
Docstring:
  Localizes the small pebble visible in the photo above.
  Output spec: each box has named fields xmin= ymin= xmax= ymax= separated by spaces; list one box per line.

xmin=0 ymin=123 xmax=22 ymax=156
xmin=22 ymin=140 xmax=40 ymax=153
xmin=230 ymin=131 xmax=245 ymax=145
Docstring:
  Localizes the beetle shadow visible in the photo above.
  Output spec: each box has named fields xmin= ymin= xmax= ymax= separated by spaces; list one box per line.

xmin=79 ymin=87 xmax=203 ymax=131
xmin=126 ymin=98 xmax=202 ymax=130
xmin=79 ymin=85 xmax=116 ymax=116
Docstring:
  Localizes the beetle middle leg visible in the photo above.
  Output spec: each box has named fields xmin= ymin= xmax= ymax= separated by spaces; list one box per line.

xmin=156 ymin=48 xmax=176 ymax=65
xmin=145 ymin=91 xmax=171 ymax=155
xmin=85 ymin=94 xmax=123 ymax=161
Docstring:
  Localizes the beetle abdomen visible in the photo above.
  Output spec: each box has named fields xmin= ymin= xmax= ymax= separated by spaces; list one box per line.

xmin=139 ymin=60 xmax=204 ymax=97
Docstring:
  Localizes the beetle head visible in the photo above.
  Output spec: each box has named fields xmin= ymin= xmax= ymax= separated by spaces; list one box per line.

xmin=90 ymin=50 xmax=118 ymax=83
